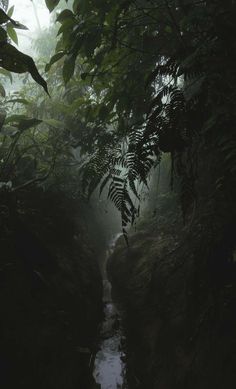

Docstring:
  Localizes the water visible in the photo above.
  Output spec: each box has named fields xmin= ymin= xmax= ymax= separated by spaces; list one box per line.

xmin=93 ymin=234 xmax=128 ymax=389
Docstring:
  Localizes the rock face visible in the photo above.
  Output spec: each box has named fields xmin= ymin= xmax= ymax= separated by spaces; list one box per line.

xmin=0 ymin=188 xmax=103 ymax=389
xmin=108 ymin=205 xmax=236 ymax=389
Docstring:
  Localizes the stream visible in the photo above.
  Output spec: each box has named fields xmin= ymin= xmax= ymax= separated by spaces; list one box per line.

xmin=93 ymin=234 xmax=128 ymax=389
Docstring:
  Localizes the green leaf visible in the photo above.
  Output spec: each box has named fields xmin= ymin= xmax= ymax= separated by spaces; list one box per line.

xmin=45 ymin=0 xmax=60 ymax=12
xmin=7 ymin=6 xmax=15 ymax=18
xmin=56 ymin=9 xmax=74 ymax=23
xmin=57 ymin=17 xmax=76 ymax=36
xmin=73 ymin=0 xmax=80 ymax=14
xmin=45 ymin=51 xmax=65 ymax=72
xmin=5 ymin=115 xmax=42 ymax=130
xmin=0 ymin=8 xmax=28 ymax=29
xmin=11 ymin=21 xmax=28 ymax=30
xmin=0 ymin=43 xmax=49 ymax=94
xmin=7 ymin=25 xmax=18 ymax=45
xmin=18 ymin=118 xmax=42 ymax=131
xmin=5 ymin=114 xmax=28 ymax=124
xmin=63 ymin=54 xmax=76 ymax=84
xmin=6 ymin=98 xmax=29 ymax=105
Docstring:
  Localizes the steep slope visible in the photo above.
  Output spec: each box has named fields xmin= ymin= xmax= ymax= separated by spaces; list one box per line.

xmin=0 ymin=187 xmax=103 ymax=389
xmin=108 ymin=158 xmax=236 ymax=389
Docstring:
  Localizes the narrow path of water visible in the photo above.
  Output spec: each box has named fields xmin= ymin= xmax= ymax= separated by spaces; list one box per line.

xmin=93 ymin=234 xmax=128 ymax=389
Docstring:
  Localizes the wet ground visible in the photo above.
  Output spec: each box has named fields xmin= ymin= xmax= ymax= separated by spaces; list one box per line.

xmin=93 ymin=234 xmax=128 ymax=389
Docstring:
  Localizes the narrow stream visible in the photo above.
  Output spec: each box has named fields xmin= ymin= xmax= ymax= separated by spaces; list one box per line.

xmin=93 ymin=234 xmax=128 ymax=389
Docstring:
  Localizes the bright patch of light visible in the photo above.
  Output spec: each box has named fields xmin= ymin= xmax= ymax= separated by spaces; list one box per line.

xmin=8 ymin=0 xmax=51 ymax=51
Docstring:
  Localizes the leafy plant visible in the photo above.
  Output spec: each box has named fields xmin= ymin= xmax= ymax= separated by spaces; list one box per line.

xmin=0 ymin=5 xmax=48 ymax=94
xmin=43 ymin=0 xmax=236 ymax=235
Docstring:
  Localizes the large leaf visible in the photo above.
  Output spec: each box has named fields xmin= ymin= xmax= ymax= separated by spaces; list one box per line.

xmin=57 ymin=17 xmax=76 ymax=38
xmin=45 ymin=51 xmax=65 ymax=72
xmin=5 ymin=114 xmax=42 ymax=130
xmin=0 ymin=43 xmax=49 ymax=94
xmin=7 ymin=24 xmax=18 ymax=45
xmin=45 ymin=0 xmax=60 ymax=12
xmin=6 ymin=98 xmax=30 ymax=105
xmin=56 ymin=9 xmax=74 ymax=23
xmin=0 ymin=8 xmax=28 ymax=29
xmin=5 ymin=114 xmax=28 ymax=124
xmin=7 ymin=5 xmax=14 ymax=18
xmin=18 ymin=118 xmax=42 ymax=131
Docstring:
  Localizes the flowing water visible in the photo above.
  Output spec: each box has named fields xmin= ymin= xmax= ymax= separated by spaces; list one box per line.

xmin=93 ymin=234 xmax=128 ymax=389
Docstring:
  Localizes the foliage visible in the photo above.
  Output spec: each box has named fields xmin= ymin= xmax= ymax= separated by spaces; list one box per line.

xmin=41 ymin=0 xmax=236 ymax=234
xmin=0 ymin=3 xmax=53 ymax=197
xmin=0 ymin=6 xmax=48 ymax=94
xmin=0 ymin=4 xmax=78 ymax=197
xmin=1 ymin=0 xmax=236 ymax=236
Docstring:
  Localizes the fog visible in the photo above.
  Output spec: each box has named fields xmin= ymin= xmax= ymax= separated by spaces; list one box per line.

xmin=9 ymin=0 xmax=50 ymax=51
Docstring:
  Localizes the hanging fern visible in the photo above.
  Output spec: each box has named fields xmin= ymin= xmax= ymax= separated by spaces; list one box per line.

xmin=67 ymin=0 xmax=236 ymax=238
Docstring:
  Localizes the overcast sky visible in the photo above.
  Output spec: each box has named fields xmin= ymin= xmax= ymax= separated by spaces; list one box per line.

xmin=9 ymin=0 xmax=51 ymax=51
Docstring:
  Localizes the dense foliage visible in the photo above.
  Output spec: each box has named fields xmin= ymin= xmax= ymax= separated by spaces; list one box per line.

xmin=1 ymin=0 xmax=236 ymax=235
xmin=0 ymin=2 xmax=235 ymax=388
xmin=0 ymin=5 xmax=104 ymax=387
xmin=43 ymin=0 xmax=236 ymax=237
